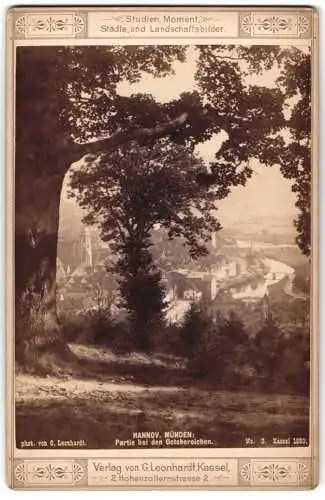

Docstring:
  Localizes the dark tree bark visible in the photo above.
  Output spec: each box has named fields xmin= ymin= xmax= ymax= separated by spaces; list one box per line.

xmin=15 ymin=165 xmax=76 ymax=372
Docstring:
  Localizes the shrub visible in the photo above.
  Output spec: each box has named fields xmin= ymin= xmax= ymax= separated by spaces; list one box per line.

xmin=59 ymin=313 xmax=85 ymax=343
xmin=84 ymin=307 xmax=117 ymax=346
xmin=110 ymin=322 xmax=135 ymax=354
xmin=150 ymin=324 xmax=184 ymax=356
xmin=59 ymin=307 xmax=118 ymax=347
xmin=179 ymin=302 xmax=211 ymax=358
xmin=193 ymin=312 xmax=251 ymax=383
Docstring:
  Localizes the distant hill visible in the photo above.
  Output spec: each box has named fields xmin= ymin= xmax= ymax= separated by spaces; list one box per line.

xmin=222 ymin=214 xmax=297 ymax=245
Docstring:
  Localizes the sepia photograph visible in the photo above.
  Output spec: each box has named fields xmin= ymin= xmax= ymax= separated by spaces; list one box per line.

xmin=13 ymin=41 xmax=313 ymax=453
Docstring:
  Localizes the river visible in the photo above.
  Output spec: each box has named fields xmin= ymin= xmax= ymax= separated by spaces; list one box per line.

xmin=230 ymin=257 xmax=295 ymax=301
xmin=236 ymin=239 xmax=296 ymax=250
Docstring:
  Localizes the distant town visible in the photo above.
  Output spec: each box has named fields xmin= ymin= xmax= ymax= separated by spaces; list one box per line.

xmin=56 ymin=215 xmax=307 ymax=329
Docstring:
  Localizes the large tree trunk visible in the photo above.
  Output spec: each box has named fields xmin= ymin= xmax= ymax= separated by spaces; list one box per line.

xmin=15 ymin=170 xmax=75 ymax=373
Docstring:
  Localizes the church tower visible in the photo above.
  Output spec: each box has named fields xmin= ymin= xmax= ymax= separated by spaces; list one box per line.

xmin=80 ymin=226 xmax=93 ymax=267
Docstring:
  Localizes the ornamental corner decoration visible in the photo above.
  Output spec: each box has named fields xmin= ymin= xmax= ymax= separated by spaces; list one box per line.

xmin=239 ymin=459 xmax=311 ymax=486
xmin=14 ymin=460 xmax=86 ymax=487
xmin=14 ymin=12 xmax=87 ymax=38
xmin=240 ymin=12 xmax=311 ymax=38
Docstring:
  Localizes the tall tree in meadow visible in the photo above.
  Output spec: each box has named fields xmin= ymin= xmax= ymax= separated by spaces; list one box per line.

xmin=69 ymin=138 xmax=223 ymax=350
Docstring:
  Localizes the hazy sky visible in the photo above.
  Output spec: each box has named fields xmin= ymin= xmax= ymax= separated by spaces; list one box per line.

xmin=62 ymin=45 xmax=301 ymax=231
xmin=116 ymin=46 xmax=298 ymax=226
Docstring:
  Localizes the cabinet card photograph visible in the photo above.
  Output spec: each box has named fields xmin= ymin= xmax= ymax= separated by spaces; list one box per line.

xmin=7 ymin=6 xmax=318 ymax=490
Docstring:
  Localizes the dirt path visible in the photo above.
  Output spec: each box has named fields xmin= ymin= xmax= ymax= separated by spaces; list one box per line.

xmin=15 ymin=374 xmax=184 ymax=403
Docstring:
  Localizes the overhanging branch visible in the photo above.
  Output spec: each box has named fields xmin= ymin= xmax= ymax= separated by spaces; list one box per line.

xmin=70 ymin=112 xmax=189 ymax=163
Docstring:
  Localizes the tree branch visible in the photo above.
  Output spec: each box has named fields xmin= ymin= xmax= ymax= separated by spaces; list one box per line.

xmin=70 ymin=112 xmax=190 ymax=163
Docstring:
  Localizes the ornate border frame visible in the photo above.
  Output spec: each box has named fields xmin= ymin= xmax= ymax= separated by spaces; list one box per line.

xmin=6 ymin=5 xmax=318 ymax=490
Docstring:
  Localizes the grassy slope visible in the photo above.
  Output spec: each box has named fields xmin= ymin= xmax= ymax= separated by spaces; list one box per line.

xmin=15 ymin=344 xmax=309 ymax=449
